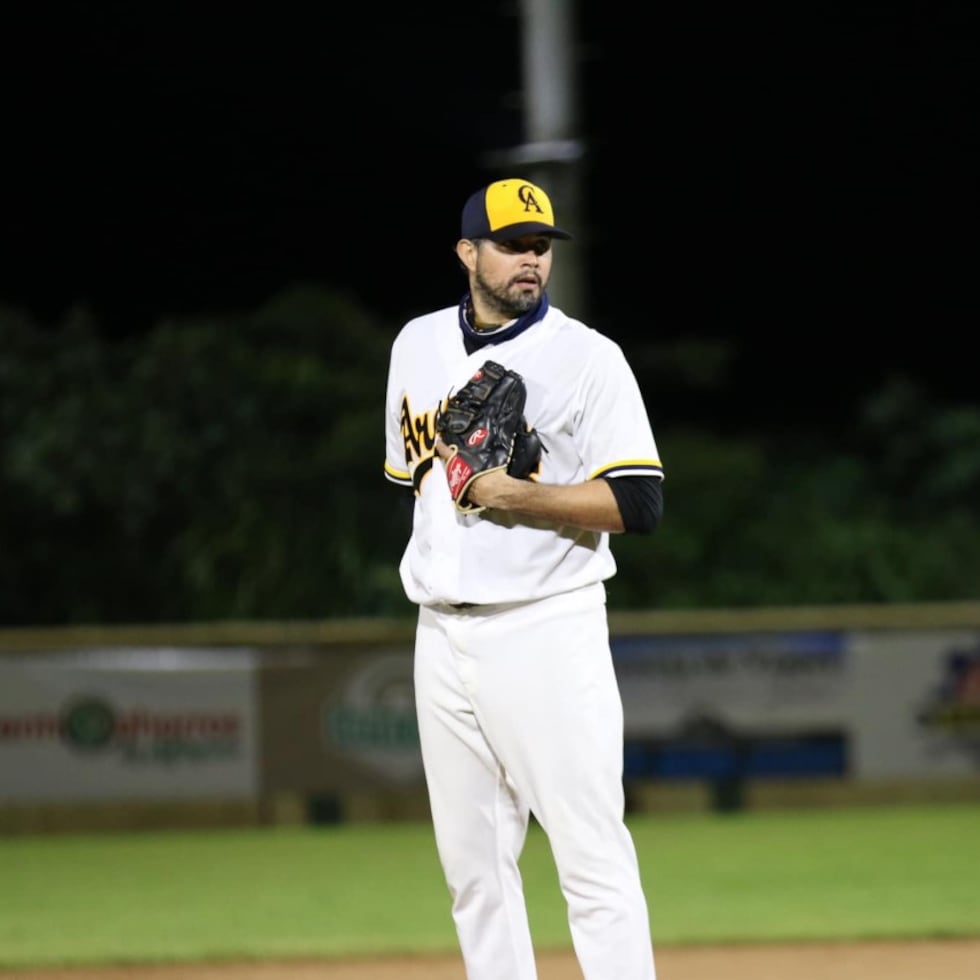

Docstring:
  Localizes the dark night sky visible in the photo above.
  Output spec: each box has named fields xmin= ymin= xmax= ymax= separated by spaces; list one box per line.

xmin=2 ymin=3 xmax=977 ymax=427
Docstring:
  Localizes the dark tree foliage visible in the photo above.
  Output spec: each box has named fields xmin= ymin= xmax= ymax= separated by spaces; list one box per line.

xmin=611 ymin=380 xmax=980 ymax=609
xmin=1 ymin=294 xmax=978 ymax=627
xmin=0 ymin=288 xmax=413 ymax=625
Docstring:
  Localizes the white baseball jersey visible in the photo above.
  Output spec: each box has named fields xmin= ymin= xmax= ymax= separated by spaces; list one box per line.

xmin=383 ymin=300 xmax=663 ymax=607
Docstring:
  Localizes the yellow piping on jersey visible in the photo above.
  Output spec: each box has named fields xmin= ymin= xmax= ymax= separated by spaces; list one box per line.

xmin=384 ymin=460 xmax=411 ymax=483
xmin=589 ymin=460 xmax=664 ymax=481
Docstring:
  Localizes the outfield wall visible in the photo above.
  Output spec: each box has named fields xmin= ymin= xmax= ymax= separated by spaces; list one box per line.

xmin=1 ymin=602 xmax=979 ymax=831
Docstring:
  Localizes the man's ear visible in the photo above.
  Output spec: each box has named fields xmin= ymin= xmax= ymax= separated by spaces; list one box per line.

xmin=455 ymin=238 xmax=478 ymax=272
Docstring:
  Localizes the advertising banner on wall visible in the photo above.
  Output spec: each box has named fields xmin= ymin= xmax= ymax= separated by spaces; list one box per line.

xmin=613 ymin=630 xmax=850 ymax=781
xmin=0 ymin=648 xmax=260 ymax=803
xmin=846 ymin=630 xmax=980 ymax=779
xmin=1 ymin=623 xmax=977 ymax=806
xmin=260 ymin=646 xmax=423 ymax=794
xmin=612 ymin=628 xmax=980 ymax=782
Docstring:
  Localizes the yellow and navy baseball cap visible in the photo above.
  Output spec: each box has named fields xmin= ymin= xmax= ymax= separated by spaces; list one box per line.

xmin=460 ymin=178 xmax=572 ymax=242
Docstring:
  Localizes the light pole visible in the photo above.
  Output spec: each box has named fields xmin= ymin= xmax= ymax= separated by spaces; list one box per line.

xmin=485 ymin=0 xmax=587 ymax=318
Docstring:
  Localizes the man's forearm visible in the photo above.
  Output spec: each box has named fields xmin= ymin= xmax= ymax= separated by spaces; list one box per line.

xmin=467 ymin=471 xmax=625 ymax=533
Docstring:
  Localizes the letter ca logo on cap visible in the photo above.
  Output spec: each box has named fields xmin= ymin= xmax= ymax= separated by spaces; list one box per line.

xmin=518 ymin=185 xmax=545 ymax=214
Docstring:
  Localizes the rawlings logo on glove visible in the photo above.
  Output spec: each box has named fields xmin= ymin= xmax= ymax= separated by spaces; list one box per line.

xmin=436 ymin=360 xmax=543 ymax=514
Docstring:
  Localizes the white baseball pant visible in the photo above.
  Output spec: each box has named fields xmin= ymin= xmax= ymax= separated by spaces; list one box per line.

xmin=414 ymin=582 xmax=657 ymax=980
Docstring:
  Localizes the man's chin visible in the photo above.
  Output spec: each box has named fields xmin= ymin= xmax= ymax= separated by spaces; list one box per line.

xmin=508 ymin=289 xmax=541 ymax=314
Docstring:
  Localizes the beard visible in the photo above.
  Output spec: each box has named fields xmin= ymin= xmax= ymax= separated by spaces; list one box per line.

xmin=471 ymin=269 xmax=544 ymax=320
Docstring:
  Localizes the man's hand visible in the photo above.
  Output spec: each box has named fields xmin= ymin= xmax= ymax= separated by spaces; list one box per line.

xmin=435 ymin=436 xmax=513 ymax=509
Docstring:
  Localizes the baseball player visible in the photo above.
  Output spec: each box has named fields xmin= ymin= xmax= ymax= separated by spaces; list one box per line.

xmin=383 ymin=178 xmax=663 ymax=980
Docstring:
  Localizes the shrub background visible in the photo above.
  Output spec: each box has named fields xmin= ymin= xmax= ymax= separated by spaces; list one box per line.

xmin=3 ymin=289 xmax=979 ymax=626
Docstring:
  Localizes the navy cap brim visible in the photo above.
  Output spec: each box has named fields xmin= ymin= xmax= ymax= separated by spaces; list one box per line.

xmin=482 ymin=221 xmax=573 ymax=242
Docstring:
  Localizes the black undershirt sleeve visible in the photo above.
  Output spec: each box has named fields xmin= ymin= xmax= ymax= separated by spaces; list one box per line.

xmin=604 ymin=475 xmax=664 ymax=534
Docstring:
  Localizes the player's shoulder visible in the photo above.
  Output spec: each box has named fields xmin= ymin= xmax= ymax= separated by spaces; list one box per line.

xmin=391 ymin=305 xmax=457 ymax=351
xmin=545 ymin=305 xmax=629 ymax=362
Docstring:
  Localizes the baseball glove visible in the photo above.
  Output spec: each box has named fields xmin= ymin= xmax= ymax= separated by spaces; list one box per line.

xmin=509 ymin=422 xmax=545 ymax=480
xmin=436 ymin=360 xmax=540 ymax=514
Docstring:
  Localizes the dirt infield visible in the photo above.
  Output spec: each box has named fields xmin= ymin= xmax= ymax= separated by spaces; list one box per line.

xmin=4 ymin=939 xmax=980 ymax=980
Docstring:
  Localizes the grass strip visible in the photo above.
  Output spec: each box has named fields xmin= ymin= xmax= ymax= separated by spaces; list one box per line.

xmin=1 ymin=803 xmax=978 ymax=968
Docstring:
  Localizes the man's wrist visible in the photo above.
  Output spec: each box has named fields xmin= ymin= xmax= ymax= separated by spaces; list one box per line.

xmin=468 ymin=469 xmax=521 ymax=509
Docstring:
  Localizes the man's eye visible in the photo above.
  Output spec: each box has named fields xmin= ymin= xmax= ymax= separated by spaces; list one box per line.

xmin=501 ymin=239 xmax=551 ymax=255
